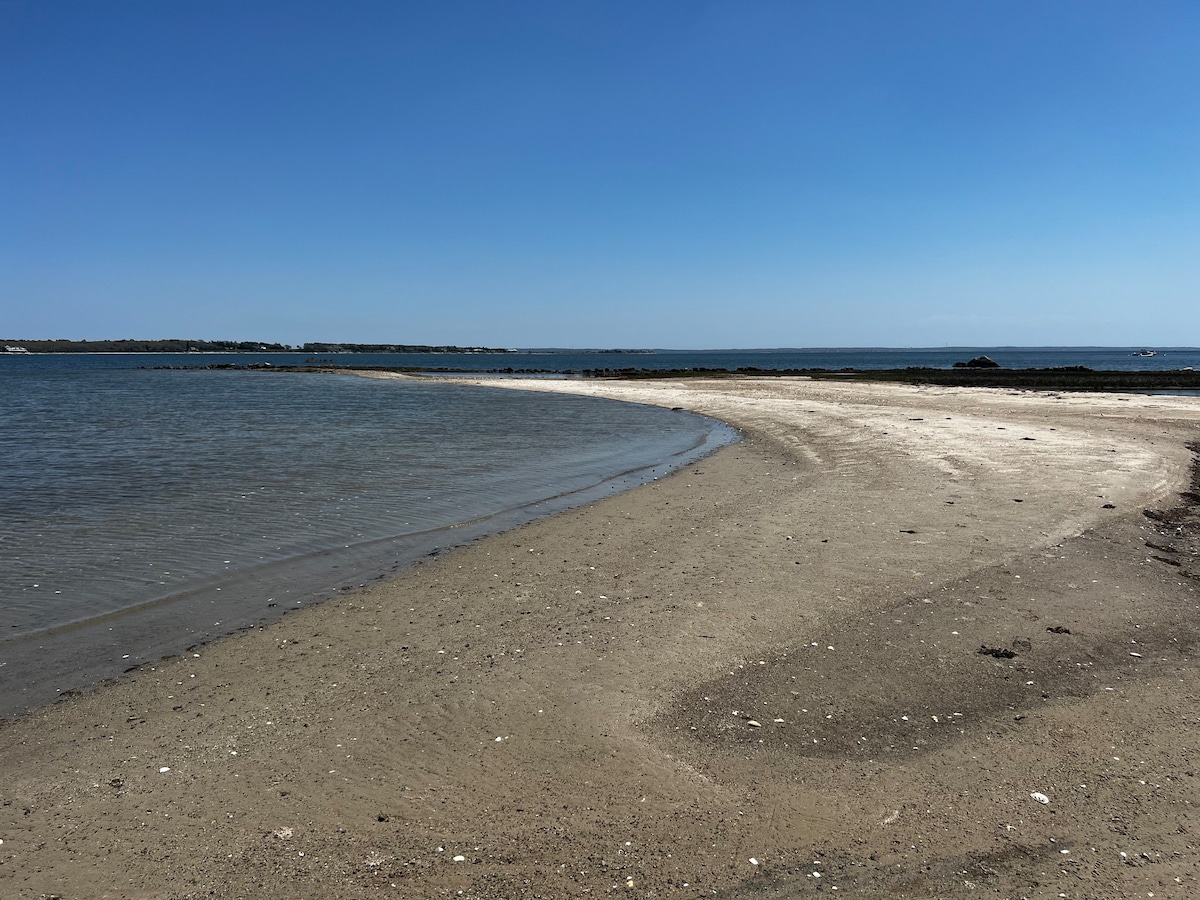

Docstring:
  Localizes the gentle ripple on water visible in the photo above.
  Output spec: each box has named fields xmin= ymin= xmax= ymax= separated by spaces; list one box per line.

xmin=0 ymin=368 xmax=732 ymax=636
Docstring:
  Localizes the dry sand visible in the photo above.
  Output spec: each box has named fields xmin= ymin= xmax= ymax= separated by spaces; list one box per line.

xmin=3 ymin=376 xmax=1200 ymax=899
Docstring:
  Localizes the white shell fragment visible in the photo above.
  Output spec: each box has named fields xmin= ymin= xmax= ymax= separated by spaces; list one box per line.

xmin=1030 ymin=792 xmax=1051 ymax=805
xmin=158 ymin=766 xmax=171 ymax=773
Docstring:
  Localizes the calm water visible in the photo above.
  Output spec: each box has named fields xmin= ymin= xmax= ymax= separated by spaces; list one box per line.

xmin=8 ymin=346 xmax=1200 ymax=375
xmin=0 ymin=358 xmax=731 ymax=648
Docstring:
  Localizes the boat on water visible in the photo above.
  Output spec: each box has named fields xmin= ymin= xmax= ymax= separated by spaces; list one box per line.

xmin=1132 ymin=349 xmax=1158 ymax=357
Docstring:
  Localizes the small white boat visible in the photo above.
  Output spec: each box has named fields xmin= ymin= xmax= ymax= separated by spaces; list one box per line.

xmin=1132 ymin=349 xmax=1157 ymax=357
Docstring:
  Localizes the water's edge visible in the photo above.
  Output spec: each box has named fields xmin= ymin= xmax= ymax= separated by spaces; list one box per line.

xmin=0 ymin=383 xmax=738 ymax=720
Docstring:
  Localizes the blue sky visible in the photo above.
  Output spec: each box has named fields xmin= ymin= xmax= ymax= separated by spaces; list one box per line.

xmin=2 ymin=1 xmax=1197 ymax=348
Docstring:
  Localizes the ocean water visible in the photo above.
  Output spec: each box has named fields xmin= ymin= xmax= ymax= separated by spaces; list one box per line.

xmin=11 ymin=346 xmax=1200 ymax=375
xmin=116 ymin=345 xmax=1200 ymax=373
xmin=0 ymin=358 xmax=735 ymax=714
xmin=0 ymin=362 xmax=733 ymax=635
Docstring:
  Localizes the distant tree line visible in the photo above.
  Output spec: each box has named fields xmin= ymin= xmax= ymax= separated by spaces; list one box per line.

xmin=2 ymin=339 xmax=293 ymax=353
xmin=1 ymin=339 xmax=514 ymax=353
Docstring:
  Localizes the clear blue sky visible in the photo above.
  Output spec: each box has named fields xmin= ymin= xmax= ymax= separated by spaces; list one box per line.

xmin=2 ymin=1 xmax=1197 ymax=348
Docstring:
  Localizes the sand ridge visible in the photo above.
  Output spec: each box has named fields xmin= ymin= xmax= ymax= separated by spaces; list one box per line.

xmin=2 ymin=377 xmax=1199 ymax=898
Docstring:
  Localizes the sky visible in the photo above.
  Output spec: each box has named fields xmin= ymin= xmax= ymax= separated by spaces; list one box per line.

xmin=2 ymin=1 xmax=1197 ymax=349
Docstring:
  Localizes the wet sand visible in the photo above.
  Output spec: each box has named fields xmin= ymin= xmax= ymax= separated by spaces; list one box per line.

xmin=2 ymin=377 xmax=1199 ymax=899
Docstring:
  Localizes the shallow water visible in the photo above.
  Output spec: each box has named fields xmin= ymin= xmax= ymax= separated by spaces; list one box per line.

xmin=0 ymin=366 xmax=731 ymax=640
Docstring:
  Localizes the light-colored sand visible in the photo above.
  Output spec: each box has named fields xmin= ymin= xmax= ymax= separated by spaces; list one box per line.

xmin=2 ymin=376 xmax=1199 ymax=899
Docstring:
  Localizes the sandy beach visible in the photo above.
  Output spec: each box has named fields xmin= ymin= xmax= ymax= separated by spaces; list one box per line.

xmin=3 ymin=376 xmax=1200 ymax=899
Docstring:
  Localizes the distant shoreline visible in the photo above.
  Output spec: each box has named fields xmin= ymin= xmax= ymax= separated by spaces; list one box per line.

xmin=0 ymin=341 xmax=517 ymax=354
xmin=6 ymin=341 xmax=1199 ymax=355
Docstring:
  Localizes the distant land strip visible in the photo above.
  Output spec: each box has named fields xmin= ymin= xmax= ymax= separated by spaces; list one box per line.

xmin=0 ymin=339 xmax=516 ymax=353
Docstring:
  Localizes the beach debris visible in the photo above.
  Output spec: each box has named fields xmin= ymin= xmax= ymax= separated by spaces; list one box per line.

xmin=272 ymin=827 xmax=293 ymax=839
xmin=747 ymin=720 xmax=762 ymax=728
xmin=749 ymin=858 xmax=759 ymax=866
xmin=978 ymin=645 xmax=1016 ymax=659
xmin=1047 ymin=625 xmax=1072 ymax=634
xmin=1030 ymin=792 xmax=1051 ymax=805
xmin=880 ymin=809 xmax=901 ymax=826
xmin=158 ymin=766 xmax=171 ymax=773
xmin=365 ymin=851 xmax=386 ymax=868
xmin=1130 ymin=652 xmax=1143 ymax=658
xmin=453 ymin=854 xmax=466 ymax=862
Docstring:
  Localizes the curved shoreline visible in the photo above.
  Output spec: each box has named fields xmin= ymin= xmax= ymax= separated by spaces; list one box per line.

xmin=0 ymin=378 xmax=735 ymax=720
xmin=2 ymin=378 xmax=1199 ymax=898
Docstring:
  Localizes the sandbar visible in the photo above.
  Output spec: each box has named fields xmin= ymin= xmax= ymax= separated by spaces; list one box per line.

xmin=2 ymin=376 xmax=1199 ymax=898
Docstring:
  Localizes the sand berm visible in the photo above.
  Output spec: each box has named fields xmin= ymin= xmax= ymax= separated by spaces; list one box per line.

xmin=3 ymin=376 xmax=1200 ymax=899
